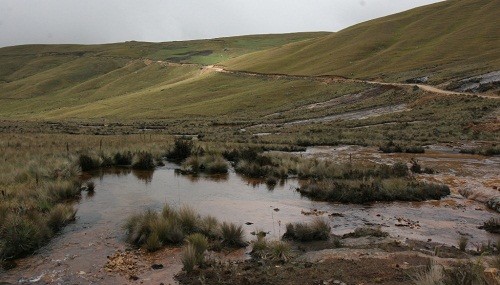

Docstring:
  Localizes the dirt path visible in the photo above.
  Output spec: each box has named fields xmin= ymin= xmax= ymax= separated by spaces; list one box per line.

xmin=198 ymin=64 xmax=499 ymax=99
xmin=140 ymin=59 xmax=499 ymax=99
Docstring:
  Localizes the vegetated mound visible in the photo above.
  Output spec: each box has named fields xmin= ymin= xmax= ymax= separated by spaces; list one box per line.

xmin=224 ymin=0 xmax=500 ymax=84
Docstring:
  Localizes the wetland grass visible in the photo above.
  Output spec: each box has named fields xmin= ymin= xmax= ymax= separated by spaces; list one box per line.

xmin=283 ymin=218 xmax=331 ymax=242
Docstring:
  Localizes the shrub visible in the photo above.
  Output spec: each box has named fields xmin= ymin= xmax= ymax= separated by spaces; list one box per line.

xmin=166 ymin=139 xmax=193 ymax=163
xmin=220 ymin=222 xmax=246 ymax=247
xmin=283 ymin=218 xmax=331 ymax=241
xmin=132 ymin=151 xmax=155 ymax=170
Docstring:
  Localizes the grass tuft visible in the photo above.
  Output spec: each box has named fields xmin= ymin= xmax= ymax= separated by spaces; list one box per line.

xmin=220 ymin=222 xmax=246 ymax=247
xmin=283 ymin=218 xmax=331 ymax=242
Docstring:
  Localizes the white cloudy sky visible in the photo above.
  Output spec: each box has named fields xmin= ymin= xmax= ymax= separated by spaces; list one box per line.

xmin=0 ymin=0 xmax=442 ymax=47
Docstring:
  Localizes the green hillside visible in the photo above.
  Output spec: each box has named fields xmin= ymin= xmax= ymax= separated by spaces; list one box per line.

xmin=224 ymin=0 xmax=500 ymax=83
xmin=0 ymin=32 xmax=332 ymax=119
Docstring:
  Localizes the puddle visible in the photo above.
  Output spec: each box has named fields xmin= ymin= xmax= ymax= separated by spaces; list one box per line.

xmin=2 ymin=156 xmax=499 ymax=284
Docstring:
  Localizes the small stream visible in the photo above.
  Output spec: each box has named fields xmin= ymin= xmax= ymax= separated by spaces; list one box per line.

xmin=2 ymin=149 xmax=499 ymax=284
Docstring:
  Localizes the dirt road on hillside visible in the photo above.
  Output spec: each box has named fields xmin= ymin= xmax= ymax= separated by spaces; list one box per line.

xmin=202 ymin=65 xmax=499 ymax=99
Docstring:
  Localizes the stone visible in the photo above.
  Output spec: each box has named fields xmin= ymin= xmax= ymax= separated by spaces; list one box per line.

xmin=151 ymin=264 xmax=164 ymax=270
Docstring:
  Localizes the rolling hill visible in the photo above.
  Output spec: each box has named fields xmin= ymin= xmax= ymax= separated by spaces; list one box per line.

xmin=224 ymin=0 xmax=500 ymax=84
xmin=0 ymin=0 xmax=497 ymax=147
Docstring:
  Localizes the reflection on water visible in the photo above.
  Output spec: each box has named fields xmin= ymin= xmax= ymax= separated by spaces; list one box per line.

xmin=77 ymin=166 xmax=498 ymax=244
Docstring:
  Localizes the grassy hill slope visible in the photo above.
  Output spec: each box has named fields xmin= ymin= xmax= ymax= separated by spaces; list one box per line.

xmin=224 ymin=0 xmax=500 ymax=83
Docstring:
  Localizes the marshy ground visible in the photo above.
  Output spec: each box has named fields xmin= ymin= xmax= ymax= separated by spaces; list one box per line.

xmin=0 ymin=133 xmax=498 ymax=284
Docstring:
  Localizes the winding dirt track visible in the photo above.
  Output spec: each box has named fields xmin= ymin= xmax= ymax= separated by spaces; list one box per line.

xmin=202 ymin=65 xmax=499 ymax=99
xmin=143 ymin=59 xmax=499 ymax=99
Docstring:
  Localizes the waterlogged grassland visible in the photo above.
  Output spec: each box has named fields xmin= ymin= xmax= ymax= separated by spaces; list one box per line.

xmin=0 ymin=133 xmax=455 ymax=261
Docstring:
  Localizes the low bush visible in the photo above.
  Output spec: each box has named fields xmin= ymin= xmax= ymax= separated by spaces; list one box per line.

xmin=283 ymin=218 xmax=331 ymax=242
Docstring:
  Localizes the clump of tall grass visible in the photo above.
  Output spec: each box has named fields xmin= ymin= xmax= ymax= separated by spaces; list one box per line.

xmin=283 ymin=218 xmax=331 ymax=242
xmin=198 ymin=215 xmax=219 ymax=238
xmin=124 ymin=204 xmax=246 ymax=252
xmin=220 ymin=222 xmax=246 ymax=247
xmin=458 ymin=236 xmax=469 ymax=251
xmin=44 ymin=180 xmax=82 ymax=202
xmin=343 ymin=226 xmax=388 ymax=238
xmin=479 ymin=218 xmax=500 ymax=234
xmin=131 ymin=151 xmax=155 ymax=170
xmin=185 ymin=233 xmax=208 ymax=264
xmin=181 ymin=244 xmax=197 ymax=273
xmin=0 ymin=214 xmax=52 ymax=259
xmin=78 ymin=154 xmax=101 ymax=171
xmin=46 ymin=204 xmax=76 ymax=232
xmin=181 ymin=154 xmax=228 ymax=174
xmin=379 ymin=141 xmax=425 ymax=154
xmin=114 ymin=151 xmax=133 ymax=165
xmin=412 ymin=261 xmax=444 ymax=285
xmin=166 ymin=139 xmax=193 ymax=163
xmin=444 ymin=260 xmax=486 ymax=285
xmin=251 ymin=235 xmax=268 ymax=258
xmin=298 ymin=178 xmax=450 ymax=203
xmin=270 ymin=241 xmax=292 ymax=262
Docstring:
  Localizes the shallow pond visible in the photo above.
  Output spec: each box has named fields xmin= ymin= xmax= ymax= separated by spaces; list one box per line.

xmin=2 ymin=156 xmax=498 ymax=284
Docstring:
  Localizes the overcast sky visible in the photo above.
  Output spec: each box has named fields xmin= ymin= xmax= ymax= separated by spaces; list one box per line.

xmin=0 ymin=0 xmax=442 ymax=47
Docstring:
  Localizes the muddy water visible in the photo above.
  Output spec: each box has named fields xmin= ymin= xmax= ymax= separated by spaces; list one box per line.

xmin=2 ymin=152 xmax=499 ymax=284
